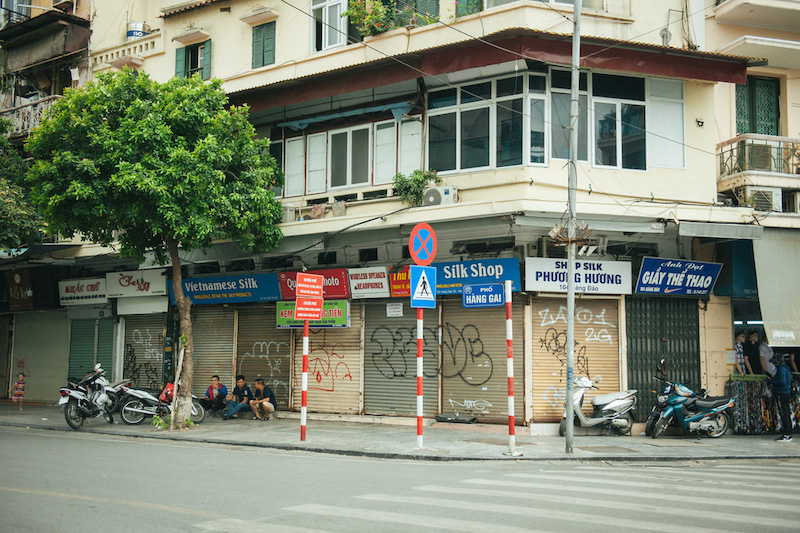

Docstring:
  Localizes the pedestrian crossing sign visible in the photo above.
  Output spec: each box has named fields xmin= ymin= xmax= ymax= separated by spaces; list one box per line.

xmin=410 ymin=265 xmax=436 ymax=309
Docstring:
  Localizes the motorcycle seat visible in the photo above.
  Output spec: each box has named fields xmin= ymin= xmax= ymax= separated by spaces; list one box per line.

xmin=692 ymin=397 xmax=731 ymax=410
xmin=591 ymin=391 xmax=634 ymax=406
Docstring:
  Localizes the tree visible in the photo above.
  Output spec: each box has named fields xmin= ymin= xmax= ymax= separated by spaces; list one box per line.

xmin=27 ymin=70 xmax=284 ymax=428
xmin=0 ymin=119 xmax=43 ymax=250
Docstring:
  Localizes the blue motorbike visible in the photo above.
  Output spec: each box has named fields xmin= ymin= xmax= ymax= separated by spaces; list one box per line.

xmin=650 ymin=359 xmax=734 ymax=439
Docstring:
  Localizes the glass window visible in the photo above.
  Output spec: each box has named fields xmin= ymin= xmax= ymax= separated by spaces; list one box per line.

xmin=551 ymin=69 xmax=587 ymax=91
xmin=621 ymin=104 xmax=645 ymax=170
xmin=497 ymin=76 xmax=524 ymax=98
xmin=429 ymin=89 xmax=457 ymax=109
xmin=374 ymin=122 xmax=397 ymax=185
xmin=529 ymin=75 xmax=546 ymax=94
xmin=593 ymin=73 xmax=645 ymax=101
xmin=284 ymin=138 xmax=304 ymax=197
xmin=461 ymin=107 xmax=490 ymax=169
xmin=497 ymin=99 xmax=523 ymax=167
xmin=329 ymin=126 xmax=370 ymax=188
xmin=551 ymin=92 xmax=587 ymax=160
xmin=312 ymin=0 xmax=346 ymax=51
xmin=594 ymin=102 xmax=618 ymax=167
xmin=330 ymin=132 xmax=348 ymax=187
xmin=352 ymin=128 xmax=370 ymax=184
xmin=461 ymin=82 xmax=491 ymax=104
xmin=530 ymin=99 xmax=545 ymax=164
xmin=429 ymin=113 xmax=457 ymax=172
xmin=650 ymin=78 xmax=683 ymax=100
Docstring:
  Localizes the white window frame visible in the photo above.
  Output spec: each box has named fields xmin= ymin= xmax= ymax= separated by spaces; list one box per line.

xmin=528 ymin=73 xmax=548 ymax=166
xmin=373 ymin=120 xmax=398 ymax=185
xmin=398 ymin=118 xmax=423 ymax=176
xmin=311 ymin=0 xmax=347 ymax=52
xmin=591 ymin=97 xmax=646 ymax=171
xmin=328 ymin=125 xmax=372 ymax=189
xmin=307 ymin=132 xmax=327 ymax=194
xmin=283 ymin=137 xmax=305 ymax=197
xmin=647 ymin=78 xmax=686 ymax=170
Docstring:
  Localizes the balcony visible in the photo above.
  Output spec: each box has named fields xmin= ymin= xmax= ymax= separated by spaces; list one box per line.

xmin=91 ymin=31 xmax=163 ymax=72
xmin=717 ymin=134 xmax=800 ymax=212
xmin=0 ymin=96 xmax=61 ymax=139
xmin=714 ymin=0 xmax=800 ymax=33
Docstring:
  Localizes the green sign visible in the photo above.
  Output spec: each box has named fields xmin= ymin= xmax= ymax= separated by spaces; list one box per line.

xmin=276 ymin=300 xmax=350 ymax=328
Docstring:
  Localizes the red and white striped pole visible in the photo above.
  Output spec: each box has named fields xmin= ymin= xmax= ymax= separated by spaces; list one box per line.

xmin=416 ymin=307 xmax=424 ymax=448
xmin=301 ymin=319 xmax=309 ymax=441
xmin=504 ymin=280 xmax=521 ymax=456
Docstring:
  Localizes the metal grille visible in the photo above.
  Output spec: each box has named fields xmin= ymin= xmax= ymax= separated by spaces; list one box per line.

xmin=440 ymin=296 xmax=525 ymax=424
xmin=190 ymin=307 xmax=235 ymax=397
xmin=236 ymin=305 xmax=292 ymax=410
xmin=531 ymin=298 xmax=621 ymax=422
xmin=363 ymin=301 xmax=439 ymax=417
xmin=68 ymin=318 xmax=114 ymax=379
xmin=626 ymin=296 xmax=700 ymax=422
xmin=123 ymin=315 xmax=165 ymax=390
xmin=736 ymin=76 xmax=779 ymax=136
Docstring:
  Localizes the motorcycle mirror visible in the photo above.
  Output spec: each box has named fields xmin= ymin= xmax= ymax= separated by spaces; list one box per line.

xmin=657 ymin=358 xmax=668 ymax=375
xmin=94 ymin=363 xmax=102 ymax=371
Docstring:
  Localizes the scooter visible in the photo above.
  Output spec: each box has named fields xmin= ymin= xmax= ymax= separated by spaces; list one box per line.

xmin=119 ymin=382 xmax=205 ymax=425
xmin=58 ymin=363 xmax=116 ymax=430
xmin=650 ymin=361 xmax=734 ymax=439
xmin=559 ymin=376 xmax=637 ymax=436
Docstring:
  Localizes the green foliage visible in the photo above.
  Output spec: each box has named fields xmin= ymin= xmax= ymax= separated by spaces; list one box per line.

xmin=26 ymin=69 xmax=284 ymax=263
xmin=0 ymin=120 xmax=44 ymax=250
xmin=343 ymin=0 xmax=415 ymax=36
xmin=392 ymin=169 xmax=441 ymax=207
xmin=152 ymin=414 xmax=194 ymax=429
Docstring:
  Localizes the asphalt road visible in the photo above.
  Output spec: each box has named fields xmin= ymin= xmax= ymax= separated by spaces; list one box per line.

xmin=2 ymin=426 xmax=799 ymax=532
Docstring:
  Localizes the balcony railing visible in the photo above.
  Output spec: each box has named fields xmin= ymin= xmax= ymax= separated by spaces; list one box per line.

xmin=718 ymin=134 xmax=800 ymax=179
xmin=0 ymin=96 xmax=61 ymax=138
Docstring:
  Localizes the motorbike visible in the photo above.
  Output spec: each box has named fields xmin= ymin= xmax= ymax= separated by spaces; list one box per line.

xmin=105 ymin=378 xmax=132 ymax=413
xmin=119 ymin=382 xmax=205 ymax=425
xmin=648 ymin=359 xmax=734 ymax=439
xmin=58 ymin=363 xmax=116 ymax=430
xmin=559 ymin=376 xmax=637 ymax=436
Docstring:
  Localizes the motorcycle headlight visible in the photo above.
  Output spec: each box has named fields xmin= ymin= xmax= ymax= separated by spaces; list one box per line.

xmin=657 ymin=395 xmax=669 ymax=404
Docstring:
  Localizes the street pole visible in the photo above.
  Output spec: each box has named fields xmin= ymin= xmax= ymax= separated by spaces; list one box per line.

xmin=565 ymin=0 xmax=582 ymax=455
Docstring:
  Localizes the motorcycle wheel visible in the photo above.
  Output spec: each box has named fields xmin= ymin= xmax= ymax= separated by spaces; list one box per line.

xmin=190 ymin=399 xmax=206 ymax=424
xmin=103 ymin=409 xmax=114 ymax=424
xmin=644 ymin=414 xmax=657 ymax=437
xmin=64 ymin=398 xmax=84 ymax=430
xmin=106 ymin=391 xmax=119 ymax=413
xmin=120 ymin=398 xmax=147 ymax=425
xmin=651 ymin=416 xmax=670 ymax=439
xmin=559 ymin=418 xmax=566 ymax=437
xmin=707 ymin=412 xmax=730 ymax=438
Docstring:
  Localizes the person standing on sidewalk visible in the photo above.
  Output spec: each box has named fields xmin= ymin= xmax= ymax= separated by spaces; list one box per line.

xmin=769 ymin=353 xmax=793 ymax=442
xmin=734 ymin=330 xmax=751 ymax=375
xmin=745 ymin=330 xmax=763 ymax=375
xmin=9 ymin=373 xmax=25 ymax=412
xmin=760 ymin=334 xmax=776 ymax=378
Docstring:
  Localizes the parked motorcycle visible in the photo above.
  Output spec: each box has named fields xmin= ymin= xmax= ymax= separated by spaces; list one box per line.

xmin=559 ymin=376 xmax=637 ymax=436
xmin=119 ymin=382 xmax=205 ymax=425
xmin=58 ymin=363 xmax=115 ymax=430
xmin=649 ymin=359 xmax=734 ymax=439
xmin=106 ymin=378 xmax=132 ymax=413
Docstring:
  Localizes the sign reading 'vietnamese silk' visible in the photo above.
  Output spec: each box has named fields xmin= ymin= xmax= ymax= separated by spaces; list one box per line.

xmin=635 ymin=257 xmax=722 ymax=296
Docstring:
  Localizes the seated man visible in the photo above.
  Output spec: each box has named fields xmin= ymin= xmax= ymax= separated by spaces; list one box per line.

xmin=200 ymin=375 xmax=227 ymax=416
xmin=250 ymin=378 xmax=276 ymax=420
xmin=223 ymin=375 xmax=254 ymax=420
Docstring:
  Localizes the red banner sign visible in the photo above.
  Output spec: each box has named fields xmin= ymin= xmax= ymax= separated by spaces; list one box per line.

xmin=294 ymin=296 xmax=323 ymax=320
xmin=278 ymin=268 xmax=350 ymax=300
xmin=389 ymin=266 xmax=410 ymax=297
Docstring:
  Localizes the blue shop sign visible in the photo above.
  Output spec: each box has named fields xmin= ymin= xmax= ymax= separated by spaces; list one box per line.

xmin=635 ymin=257 xmax=722 ymax=296
xmin=435 ymin=258 xmax=521 ymax=295
xmin=169 ymin=273 xmax=281 ymax=304
xmin=462 ymin=283 xmax=505 ymax=308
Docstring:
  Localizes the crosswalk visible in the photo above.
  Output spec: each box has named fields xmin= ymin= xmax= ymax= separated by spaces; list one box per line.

xmin=195 ymin=462 xmax=800 ymax=532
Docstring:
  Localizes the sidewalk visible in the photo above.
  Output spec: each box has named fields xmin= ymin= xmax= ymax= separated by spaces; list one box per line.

xmin=1 ymin=403 xmax=797 ymax=462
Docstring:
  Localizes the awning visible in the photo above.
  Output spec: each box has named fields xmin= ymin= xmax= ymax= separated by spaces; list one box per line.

xmin=515 ymin=215 xmax=665 ymax=234
xmin=752 ymin=228 xmax=800 ymax=347
xmin=277 ymin=102 xmax=413 ymax=131
xmin=679 ymin=221 xmax=763 ymax=240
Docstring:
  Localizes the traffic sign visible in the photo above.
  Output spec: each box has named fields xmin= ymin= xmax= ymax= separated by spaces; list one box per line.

xmin=462 ymin=283 xmax=505 ymax=308
xmin=294 ymin=296 xmax=323 ymax=320
xmin=296 ymin=272 xmax=324 ymax=298
xmin=410 ymin=265 xmax=436 ymax=309
xmin=409 ymin=223 xmax=437 ymax=266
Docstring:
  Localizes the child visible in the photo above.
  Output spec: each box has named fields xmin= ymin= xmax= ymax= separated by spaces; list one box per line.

xmin=10 ymin=373 xmax=25 ymax=412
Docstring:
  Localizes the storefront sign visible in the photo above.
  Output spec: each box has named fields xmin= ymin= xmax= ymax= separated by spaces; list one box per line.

xmin=5 ymin=270 xmax=33 ymax=311
xmin=348 ymin=267 xmax=390 ymax=299
xmin=59 ymin=277 xmax=108 ymax=306
xmin=389 ymin=266 xmax=410 ymax=297
xmin=462 ymin=283 xmax=504 ymax=308
xmin=436 ymin=258 xmax=521 ymax=295
xmin=276 ymin=300 xmax=350 ymax=328
xmin=525 ymin=258 xmax=631 ymax=294
xmin=278 ymin=268 xmax=350 ymax=300
xmin=386 ymin=302 xmax=404 ymax=317
xmin=106 ymin=270 xmax=167 ymax=298
xmin=635 ymin=257 xmax=722 ymax=296
xmin=172 ymin=273 xmax=281 ymax=304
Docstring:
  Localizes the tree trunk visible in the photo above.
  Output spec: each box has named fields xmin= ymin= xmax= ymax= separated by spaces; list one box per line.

xmin=166 ymin=235 xmax=193 ymax=429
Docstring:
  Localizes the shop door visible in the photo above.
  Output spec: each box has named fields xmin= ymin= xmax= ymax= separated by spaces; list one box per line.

xmin=626 ymin=296 xmax=700 ymax=422
xmin=123 ymin=314 xmax=165 ymax=390
xmin=190 ymin=307 xmax=235 ymax=397
xmin=440 ymin=296 xmax=525 ymax=424
xmin=363 ymin=301 xmax=439 ymax=417
xmin=236 ymin=306 xmax=292 ymax=410
xmin=531 ymin=299 xmax=621 ymax=422
xmin=292 ymin=304 xmax=362 ymax=414
xmin=68 ymin=318 xmax=114 ymax=379
xmin=736 ymin=76 xmax=779 ymax=136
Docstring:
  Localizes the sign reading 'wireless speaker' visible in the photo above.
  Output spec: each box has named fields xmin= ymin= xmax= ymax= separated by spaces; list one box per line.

xmin=635 ymin=257 xmax=722 ymax=296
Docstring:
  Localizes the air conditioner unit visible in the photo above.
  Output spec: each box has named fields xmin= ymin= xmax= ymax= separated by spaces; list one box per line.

xmin=785 ymin=191 xmax=800 ymax=214
xmin=282 ymin=206 xmax=297 ymax=222
xmin=743 ymin=141 xmax=778 ymax=172
xmin=423 ymin=185 xmax=458 ymax=206
xmin=743 ymin=186 xmax=782 ymax=212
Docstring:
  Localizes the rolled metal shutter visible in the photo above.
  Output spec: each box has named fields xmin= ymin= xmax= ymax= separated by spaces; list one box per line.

xmin=531 ymin=298 xmax=621 ymax=422
xmin=96 ymin=318 xmax=114 ymax=375
xmin=363 ymin=301 xmax=438 ymax=416
xmin=68 ymin=319 xmax=96 ymax=379
xmin=292 ymin=303 xmax=362 ymax=414
xmin=190 ymin=307 xmax=235 ymax=397
xmin=123 ymin=314 xmax=165 ymax=389
xmin=440 ymin=295 xmax=525 ymax=424
xmin=235 ymin=305 xmax=292 ymax=410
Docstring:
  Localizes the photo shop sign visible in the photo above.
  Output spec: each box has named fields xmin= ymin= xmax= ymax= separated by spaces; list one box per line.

xmin=524 ymin=258 xmax=631 ymax=294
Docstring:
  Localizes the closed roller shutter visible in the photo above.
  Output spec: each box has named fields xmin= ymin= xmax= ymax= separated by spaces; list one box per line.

xmin=236 ymin=305 xmax=292 ymax=410
xmin=292 ymin=303 xmax=362 ymax=414
xmin=190 ymin=307 xmax=235 ymax=397
xmin=531 ymin=298 xmax=621 ymax=422
xmin=440 ymin=295 xmax=525 ymax=424
xmin=69 ymin=318 xmax=115 ymax=379
xmin=97 ymin=318 xmax=114 ymax=374
xmin=123 ymin=314 xmax=165 ymax=390
xmin=363 ymin=301 xmax=438 ymax=416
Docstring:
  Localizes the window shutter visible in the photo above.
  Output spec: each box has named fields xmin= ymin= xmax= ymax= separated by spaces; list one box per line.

xmin=284 ymin=138 xmax=305 ymax=197
xmin=175 ymin=47 xmax=186 ymax=79
xmin=201 ymin=39 xmax=211 ymax=80
xmin=399 ymin=119 xmax=422 ymax=175
xmin=263 ymin=22 xmax=276 ymax=66
xmin=415 ymin=0 xmax=439 ymax=21
xmin=252 ymin=25 xmax=264 ymax=69
xmin=306 ymin=133 xmax=327 ymax=194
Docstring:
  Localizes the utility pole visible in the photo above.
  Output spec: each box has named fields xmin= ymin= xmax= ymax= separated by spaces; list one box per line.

xmin=565 ymin=0 xmax=581 ymax=455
